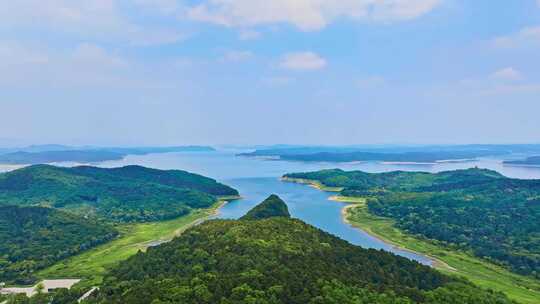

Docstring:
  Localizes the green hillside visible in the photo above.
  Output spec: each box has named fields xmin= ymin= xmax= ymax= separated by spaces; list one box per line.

xmin=284 ymin=168 xmax=540 ymax=279
xmin=0 ymin=205 xmax=118 ymax=284
xmin=240 ymin=194 xmax=290 ymax=220
xmin=0 ymin=165 xmax=238 ymax=222
xmin=87 ymin=196 xmax=514 ymax=304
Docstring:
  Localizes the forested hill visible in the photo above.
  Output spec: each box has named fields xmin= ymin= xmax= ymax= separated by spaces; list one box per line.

xmin=284 ymin=168 xmax=540 ymax=279
xmin=240 ymin=194 xmax=290 ymax=220
xmin=0 ymin=205 xmax=118 ymax=284
xmin=89 ymin=195 xmax=515 ymax=304
xmin=0 ymin=165 xmax=238 ymax=222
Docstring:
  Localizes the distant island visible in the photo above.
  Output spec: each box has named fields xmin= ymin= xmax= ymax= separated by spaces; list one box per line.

xmin=0 ymin=150 xmax=125 ymax=164
xmin=284 ymin=168 xmax=540 ymax=280
xmin=86 ymin=195 xmax=513 ymax=304
xmin=0 ymin=145 xmax=215 ymax=164
xmin=240 ymin=148 xmax=508 ymax=163
xmin=0 ymin=165 xmax=238 ymax=284
xmin=504 ymin=156 xmax=540 ymax=166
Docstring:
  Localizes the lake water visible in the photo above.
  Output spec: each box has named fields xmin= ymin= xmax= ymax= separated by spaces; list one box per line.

xmin=2 ymin=150 xmax=540 ymax=265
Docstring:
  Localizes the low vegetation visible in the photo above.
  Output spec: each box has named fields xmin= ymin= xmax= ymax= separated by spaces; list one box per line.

xmin=37 ymin=204 xmax=223 ymax=286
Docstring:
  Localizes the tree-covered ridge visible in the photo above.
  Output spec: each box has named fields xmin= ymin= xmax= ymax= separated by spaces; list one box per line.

xmin=0 ymin=165 xmax=238 ymax=222
xmin=240 ymin=194 xmax=290 ymax=220
xmin=0 ymin=205 xmax=118 ymax=284
xmin=89 ymin=198 xmax=515 ymax=304
xmin=284 ymin=168 xmax=540 ymax=279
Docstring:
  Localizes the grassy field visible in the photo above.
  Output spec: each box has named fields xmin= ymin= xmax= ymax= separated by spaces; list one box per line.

xmin=37 ymin=201 xmax=228 ymax=287
xmin=344 ymin=200 xmax=540 ymax=304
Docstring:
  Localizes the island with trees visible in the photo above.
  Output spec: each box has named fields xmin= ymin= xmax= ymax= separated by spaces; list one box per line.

xmin=0 ymin=145 xmax=215 ymax=165
xmin=504 ymin=156 xmax=540 ymax=166
xmin=238 ymin=145 xmax=521 ymax=163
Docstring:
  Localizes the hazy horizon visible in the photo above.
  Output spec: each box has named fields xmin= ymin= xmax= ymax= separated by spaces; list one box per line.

xmin=2 ymin=1 xmax=539 ymax=145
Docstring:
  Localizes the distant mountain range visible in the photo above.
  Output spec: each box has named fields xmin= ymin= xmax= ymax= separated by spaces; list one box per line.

xmin=0 ymin=145 xmax=215 ymax=164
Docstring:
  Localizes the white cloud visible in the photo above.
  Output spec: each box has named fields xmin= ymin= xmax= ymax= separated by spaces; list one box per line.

xmin=279 ymin=52 xmax=327 ymax=71
xmin=0 ymin=42 xmax=50 ymax=66
xmin=492 ymin=26 xmax=540 ymax=48
xmin=188 ymin=0 xmax=441 ymax=31
xmin=490 ymin=67 xmax=522 ymax=81
xmin=71 ymin=43 xmax=128 ymax=68
xmin=0 ymin=0 xmax=186 ymax=46
xmin=133 ymin=0 xmax=183 ymax=15
xmin=0 ymin=42 xmax=136 ymax=88
xmin=239 ymin=29 xmax=262 ymax=40
xmin=221 ymin=50 xmax=254 ymax=62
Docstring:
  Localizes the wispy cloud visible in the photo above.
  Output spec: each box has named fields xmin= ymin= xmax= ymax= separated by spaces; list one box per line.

xmin=0 ymin=0 xmax=187 ymax=46
xmin=490 ymin=67 xmax=522 ymax=81
xmin=279 ymin=52 xmax=327 ymax=71
xmin=220 ymin=50 xmax=254 ymax=62
xmin=238 ymin=29 xmax=262 ymax=40
xmin=188 ymin=0 xmax=441 ymax=31
xmin=492 ymin=26 xmax=540 ymax=49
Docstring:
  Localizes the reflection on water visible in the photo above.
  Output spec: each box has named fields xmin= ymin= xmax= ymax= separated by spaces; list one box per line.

xmin=2 ymin=150 xmax=540 ymax=265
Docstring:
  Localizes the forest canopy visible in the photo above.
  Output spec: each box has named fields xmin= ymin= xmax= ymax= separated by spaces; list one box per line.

xmin=88 ymin=195 xmax=515 ymax=304
xmin=284 ymin=168 xmax=540 ymax=278
xmin=0 ymin=206 xmax=118 ymax=284
xmin=0 ymin=165 xmax=238 ymax=222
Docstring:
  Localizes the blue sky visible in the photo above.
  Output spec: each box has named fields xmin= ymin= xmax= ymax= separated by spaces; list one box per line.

xmin=1 ymin=0 xmax=539 ymax=146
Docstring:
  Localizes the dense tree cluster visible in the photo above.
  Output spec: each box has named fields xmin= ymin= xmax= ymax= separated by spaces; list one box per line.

xmin=240 ymin=194 xmax=290 ymax=220
xmin=0 ymin=206 xmax=118 ymax=284
xmin=0 ymin=165 xmax=238 ymax=222
xmin=285 ymin=168 xmax=540 ymax=278
xmin=0 ymin=164 xmax=239 ymax=284
xmin=88 ymin=196 xmax=515 ymax=304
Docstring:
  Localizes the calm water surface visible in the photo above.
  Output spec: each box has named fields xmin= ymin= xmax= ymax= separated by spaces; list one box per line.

xmin=2 ymin=150 xmax=540 ymax=265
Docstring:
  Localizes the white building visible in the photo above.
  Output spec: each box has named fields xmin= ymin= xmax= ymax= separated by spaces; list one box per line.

xmin=0 ymin=279 xmax=80 ymax=297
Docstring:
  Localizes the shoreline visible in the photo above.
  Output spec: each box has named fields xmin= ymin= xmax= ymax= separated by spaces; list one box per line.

xmin=280 ymin=176 xmax=344 ymax=192
xmin=284 ymin=178 xmax=450 ymax=269
xmin=338 ymin=202 xmax=454 ymax=271
xmin=145 ymin=195 xmax=241 ymax=247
